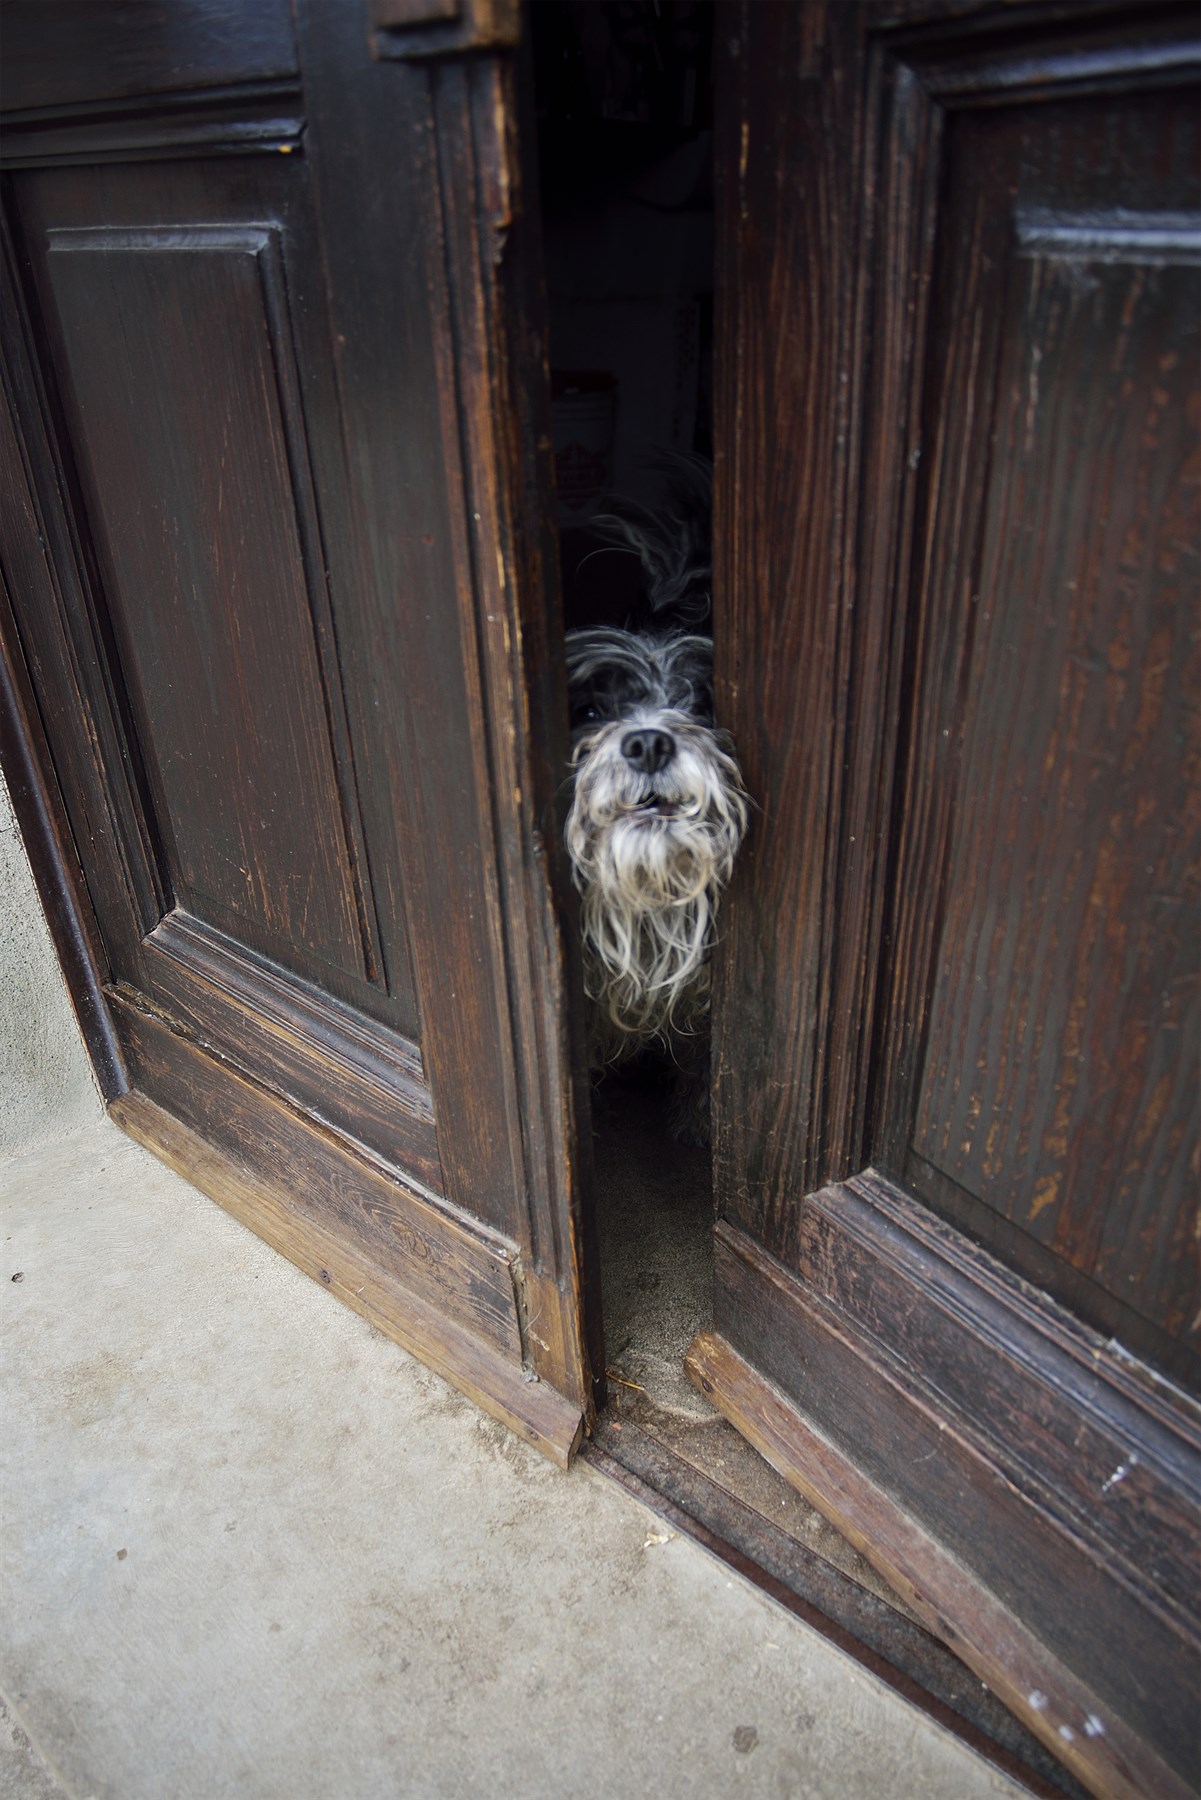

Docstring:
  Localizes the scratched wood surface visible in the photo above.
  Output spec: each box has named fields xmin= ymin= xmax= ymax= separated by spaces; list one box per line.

xmin=708 ymin=2 xmax=1201 ymax=1791
xmin=882 ymin=84 xmax=1201 ymax=1365
xmin=689 ymin=1270 xmax=1199 ymax=1800
xmin=0 ymin=0 xmax=298 ymax=115
xmin=714 ymin=0 xmax=1200 ymax=1378
xmin=0 ymin=0 xmax=594 ymax=1446
xmin=43 ymin=222 xmax=378 ymax=991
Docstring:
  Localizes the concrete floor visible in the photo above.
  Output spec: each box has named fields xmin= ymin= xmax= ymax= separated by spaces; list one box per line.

xmin=0 ymin=775 xmax=1026 ymax=1798
xmin=0 ymin=1115 xmax=1032 ymax=1800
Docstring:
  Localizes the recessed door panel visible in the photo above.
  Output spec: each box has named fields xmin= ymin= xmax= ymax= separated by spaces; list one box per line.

xmin=912 ymin=226 xmax=1199 ymax=1342
xmin=46 ymin=224 xmax=375 ymax=990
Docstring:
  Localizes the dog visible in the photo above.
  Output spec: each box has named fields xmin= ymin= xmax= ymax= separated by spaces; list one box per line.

xmin=563 ymin=457 xmax=748 ymax=1143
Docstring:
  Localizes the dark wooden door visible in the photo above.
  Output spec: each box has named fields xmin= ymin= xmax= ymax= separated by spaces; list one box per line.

xmin=692 ymin=4 xmax=1201 ymax=1796
xmin=1 ymin=0 xmax=594 ymax=1462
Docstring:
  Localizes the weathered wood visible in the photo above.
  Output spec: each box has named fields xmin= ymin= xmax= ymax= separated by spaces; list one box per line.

xmin=0 ymin=0 xmax=298 ymax=116
xmin=586 ymin=1418 xmax=1088 ymax=1799
xmin=43 ymin=221 xmax=380 ymax=988
xmin=112 ymin=1088 xmax=584 ymax=1469
xmin=0 ymin=86 xmax=304 ymax=171
xmin=0 ymin=584 xmax=124 ymax=1105
xmin=145 ymin=911 xmax=441 ymax=1192
xmin=794 ymin=1175 xmax=1201 ymax=1618
xmin=711 ymin=8 xmax=1200 ymax=1786
xmin=715 ymin=1 xmax=1201 ymax=1364
xmin=370 ymin=0 xmax=520 ymax=60
xmin=711 ymin=0 xmax=854 ymax=1230
xmin=112 ymin=993 xmax=523 ymax=1358
xmin=2 ymin=0 xmax=594 ymax=1449
xmin=687 ymin=1323 xmax=1196 ymax=1800
xmin=875 ymin=62 xmax=1201 ymax=1360
xmin=426 ymin=50 xmax=599 ymax=1400
xmin=702 ymin=1189 xmax=1201 ymax=1789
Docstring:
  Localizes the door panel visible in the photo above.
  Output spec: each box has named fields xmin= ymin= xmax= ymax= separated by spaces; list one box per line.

xmin=882 ymin=85 xmax=1200 ymax=1371
xmin=702 ymin=3 xmax=1200 ymax=1794
xmin=43 ymin=219 xmax=388 ymax=998
xmin=1 ymin=0 xmax=592 ymax=1460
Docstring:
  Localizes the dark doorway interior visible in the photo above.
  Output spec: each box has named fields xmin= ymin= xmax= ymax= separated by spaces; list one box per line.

xmin=531 ymin=0 xmax=719 ymax=1409
xmin=532 ymin=0 xmax=714 ymax=631
xmin=529 ymin=9 xmax=1080 ymax=1795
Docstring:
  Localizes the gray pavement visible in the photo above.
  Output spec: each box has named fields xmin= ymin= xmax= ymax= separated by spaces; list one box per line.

xmin=0 ymin=1119 xmax=1030 ymax=1800
xmin=0 ymin=773 xmax=1025 ymax=1800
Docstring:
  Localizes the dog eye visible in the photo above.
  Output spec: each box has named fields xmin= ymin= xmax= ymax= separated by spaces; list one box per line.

xmin=573 ymin=703 xmax=602 ymax=727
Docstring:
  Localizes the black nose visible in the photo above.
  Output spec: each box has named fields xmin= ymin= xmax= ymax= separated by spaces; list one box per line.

xmin=621 ymin=728 xmax=676 ymax=775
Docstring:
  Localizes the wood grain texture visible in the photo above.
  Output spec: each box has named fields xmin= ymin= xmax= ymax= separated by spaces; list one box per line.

xmin=587 ymin=1418 xmax=1089 ymax=1799
xmin=710 ymin=14 xmax=1200 ymax=1786
xmin=111 ymin=1087 xmax=584 ymax=1469
xmin=906 ymin=105 xmax=1199 ymax=1342
xmin=0 ymin=85 xmax=304 ymax=171
xmin=705 ymin=1188 xmax=1201 ymax=1788
xmin=686 ymin=1326 xmax=1194 ymax=1800
xmin=112 ymin=992 xmax=523 ymax=1363
xmin=43 ymin=224 xmax=375 ymax=987
xmin=295 ymin=0 xmax=594 ymax=1408
xmin=11 ymin=152 xmax=424 ymax=1029
xmin=427 ymin=51 xmax=598 ymax=1401
xmin=712 ymin=0 xmax=856 ymax=1239
xmin=789 ymin=1175 xmax=1201 ymax=1626
xmin=2 ymin=208 xmax=169 ymax=971
xmin=714 ymin=0 xmax=1200 ymax=1359
xmin=0 ymin=578 xmax=125 ymax=1102
xmin=0 ymin=0 xmax=297 ymax=116
xmin=4 ymin=1 xmax=595 ymax=1430
xmin=370 ymin=0 xmax=520 ymax=60
xmin=295 ymin=3 xmax=527 ymax=1239
xmin=0 ymin=291 xmax=127 ymax=1099
xmin=143 ymin=909 xmax=440 ymax=1191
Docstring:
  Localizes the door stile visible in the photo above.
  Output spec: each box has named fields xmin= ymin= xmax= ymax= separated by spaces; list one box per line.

xmin=291 ymin=0 xmax=595 ymax=1417
xmin=425 ymin=49 xmax=597 ymax=1408
xmin=0 ymin=507 xmax=124 ymax=1104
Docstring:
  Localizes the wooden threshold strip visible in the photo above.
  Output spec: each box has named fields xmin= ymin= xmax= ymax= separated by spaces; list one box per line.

xmin=685 ymin=1329 xmax=1192 ymax=1800
xmin=584 ymin=1414 xmax=1087 ymax=1800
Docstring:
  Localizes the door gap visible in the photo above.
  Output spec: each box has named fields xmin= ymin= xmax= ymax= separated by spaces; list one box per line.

xmin=530 ymin=0 xmax=930 ymax=1610
xmin=529 ymin=13 xmax=1083 ymax=1792
xmin=530 ymin=0 xmax=719 ymax=1418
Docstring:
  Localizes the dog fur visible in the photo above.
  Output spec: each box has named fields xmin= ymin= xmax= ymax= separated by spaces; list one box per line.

xmin=563 ymin=459 xmax=747 ymax=1142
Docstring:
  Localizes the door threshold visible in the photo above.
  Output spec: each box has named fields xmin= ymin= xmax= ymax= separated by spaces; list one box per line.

xmin=585 ymin=1075 xmax=1081 ymax=1794
xmin=583 ymin=1399 xmax=1087 ymax=1800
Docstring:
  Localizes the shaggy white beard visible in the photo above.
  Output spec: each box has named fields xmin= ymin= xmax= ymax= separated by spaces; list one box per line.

xmin=565 ymin=714 xmax=747 ymax=1059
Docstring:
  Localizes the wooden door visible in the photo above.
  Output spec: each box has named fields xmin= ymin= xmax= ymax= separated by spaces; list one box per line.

xmin=1 ymin=0 xmax=595 ymax=1464
xmin=691 ymin=3 xmax=1200 ymax=1795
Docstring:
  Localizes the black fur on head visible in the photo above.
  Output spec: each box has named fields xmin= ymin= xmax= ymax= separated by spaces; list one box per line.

xmin=587 ymin=450 xmax=714 ymax=629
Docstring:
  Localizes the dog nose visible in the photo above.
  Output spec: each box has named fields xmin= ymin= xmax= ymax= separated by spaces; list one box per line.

xmin=621 ymin=728 xmax=675 ymax=774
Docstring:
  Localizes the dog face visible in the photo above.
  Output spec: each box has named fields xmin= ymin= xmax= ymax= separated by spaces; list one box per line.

xmin=564 ymin=625 xmax=748 ymax=1050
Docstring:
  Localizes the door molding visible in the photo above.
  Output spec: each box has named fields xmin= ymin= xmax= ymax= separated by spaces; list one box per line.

xmin=689 ymin=1174 xmax=1201 ymax=1800
xmin=113 ymin=1080 xmax=584 ymax=1468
